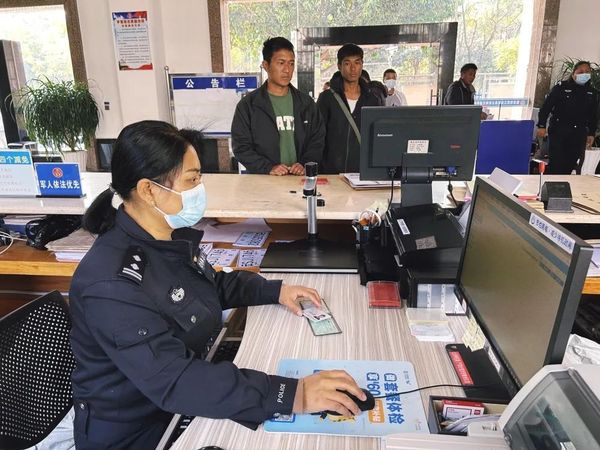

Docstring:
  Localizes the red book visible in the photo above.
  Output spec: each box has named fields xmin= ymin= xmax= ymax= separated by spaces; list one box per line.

xmin=367 ymin=281 xmax=402 ymax=308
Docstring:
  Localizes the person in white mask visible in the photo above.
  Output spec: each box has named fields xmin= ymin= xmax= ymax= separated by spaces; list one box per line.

xmin=537 ymin=60 xmax=599 ymax=174
xmin=383 ymin=68 xmax=408 ymax=107
xmin=69 ymin=120 xmax=366 ymax=449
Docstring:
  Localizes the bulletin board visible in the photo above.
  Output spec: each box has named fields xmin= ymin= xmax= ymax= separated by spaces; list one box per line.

xmin=168 ymin=73 xmax=260 ymax=137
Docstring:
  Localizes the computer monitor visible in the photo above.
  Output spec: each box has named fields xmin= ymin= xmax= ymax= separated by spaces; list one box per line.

xmin=451 ymin=177 xmax=592 ymax=399
xmin=360 ymin=105 xmax=481 ymax=206
xmin=96 ymin=138 xmax=116 ymax=171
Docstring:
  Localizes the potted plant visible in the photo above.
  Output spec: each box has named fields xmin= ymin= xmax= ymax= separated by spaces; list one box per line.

xmin=10 ymin=77 xmax=100 ymax=169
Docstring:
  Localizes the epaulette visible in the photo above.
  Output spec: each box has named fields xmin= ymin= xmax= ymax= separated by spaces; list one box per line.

xmin=117 ymin=245 xmax=146 ymax=285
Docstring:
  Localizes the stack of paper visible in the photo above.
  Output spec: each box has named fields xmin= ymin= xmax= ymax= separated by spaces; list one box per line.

xmin=462 ymin=316 xmax=486 ymax=351
xmin=405 ymin=308 xmax=455 ymax=342
xmin=340 ymin=173 xmax=396 ymax=189
xmin=46 ymin=228 xmax=96 ymax=262
xmin=443 ymin=414 xmax=502 ymax=434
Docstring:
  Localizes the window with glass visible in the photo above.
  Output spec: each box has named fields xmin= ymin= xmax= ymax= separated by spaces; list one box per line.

xmin=223 ymin=0 xmax=533 ymax=118
xmin=0 ymin=5 xmax=74 ymax=147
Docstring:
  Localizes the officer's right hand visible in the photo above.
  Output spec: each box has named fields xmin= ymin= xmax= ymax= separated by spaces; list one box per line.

xmin=270 ymin=164 xmax=290 ymax=176
xmin=296 ymin=370 xmax=365 ymax=417
xmin=536 ymin=127 xmax=547 ymax=139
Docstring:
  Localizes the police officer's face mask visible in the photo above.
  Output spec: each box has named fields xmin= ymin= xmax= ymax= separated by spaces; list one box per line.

xmin=151 ymin=181 xmax=206 ymax=229
xmin=384 ymin=79 xmax=396 ymax=90
xmin=575 ymin=73 xmax=591 ymax=85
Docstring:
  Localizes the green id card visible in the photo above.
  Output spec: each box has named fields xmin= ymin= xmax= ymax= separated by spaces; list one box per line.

xmin=299 ymin=299 xmax=342 ymax=336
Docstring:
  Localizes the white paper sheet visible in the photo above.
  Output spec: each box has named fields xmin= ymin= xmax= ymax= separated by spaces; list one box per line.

xmin=200 ymin=218 xmax=272 ymax=243
xmin=237 ymin=249 xmax=267 ymax=267
xmin=233 ymin=231 xmax=269 ymax=248
xmin=206 ymin=248 xmax=239 ymax=267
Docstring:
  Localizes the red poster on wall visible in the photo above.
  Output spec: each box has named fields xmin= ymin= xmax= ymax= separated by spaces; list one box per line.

xmin=112 ymin=11 xmax=153 ymax=70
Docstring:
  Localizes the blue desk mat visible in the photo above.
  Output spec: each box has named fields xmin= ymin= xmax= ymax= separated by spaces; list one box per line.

xmin=264 ymin=359 xmax=428 ymax=437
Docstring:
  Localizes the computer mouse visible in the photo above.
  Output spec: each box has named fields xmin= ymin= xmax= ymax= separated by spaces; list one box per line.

xmin=198 ymin=446 xmax=224 ymax=450
xmin=317 ymin=388 xmax=376 ymax=417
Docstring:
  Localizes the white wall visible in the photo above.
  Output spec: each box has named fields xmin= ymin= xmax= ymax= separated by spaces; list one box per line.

xmin=554 ymin=0 xmax=600 ymax=77
xmin=77 ymin=0 xmax=212 ymax=138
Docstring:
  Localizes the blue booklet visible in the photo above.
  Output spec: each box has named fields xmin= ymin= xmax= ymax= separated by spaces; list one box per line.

xmin=264 ymin=359 xmax=428 ymax=437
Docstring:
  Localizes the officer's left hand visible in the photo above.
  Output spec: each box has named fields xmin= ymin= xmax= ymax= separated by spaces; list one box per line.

xmin=279 ymin=284 xmax=321 ymax=316
xmin=289 ymin=163 xmax=305 ymax=176
xmin=587 ymin=136 xmax=595 ymax=149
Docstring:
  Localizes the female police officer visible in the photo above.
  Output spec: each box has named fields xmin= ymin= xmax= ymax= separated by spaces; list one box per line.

xmin=537 ymin=60 xmax=599 ymax=174
xmin=70 ymin=120 xmax=365 ymax=449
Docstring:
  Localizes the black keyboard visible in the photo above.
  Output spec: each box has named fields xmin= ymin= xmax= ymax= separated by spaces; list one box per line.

xmin=164 ymin=339 xmax=242 ymax=449
xmin=211 ymin=339 xmax=241 ymax=363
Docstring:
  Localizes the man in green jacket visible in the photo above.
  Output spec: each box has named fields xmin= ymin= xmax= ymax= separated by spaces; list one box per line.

xmin=231 ymin=37 xmax=325 ymax=175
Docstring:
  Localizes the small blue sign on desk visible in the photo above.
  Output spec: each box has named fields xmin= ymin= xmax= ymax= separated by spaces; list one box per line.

xmin=34 ymin=163 xmax=83 ymax=197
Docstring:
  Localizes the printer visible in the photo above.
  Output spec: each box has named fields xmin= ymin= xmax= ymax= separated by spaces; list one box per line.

xmin=383 ymin=364 xmax=600 ymax=449
xmin=386 ymin=203 xmax=464 ymax=309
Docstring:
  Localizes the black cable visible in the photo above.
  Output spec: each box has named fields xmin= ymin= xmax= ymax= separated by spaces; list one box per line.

xmin=373 ymin=382 xmax=499 ymax=399
xmin=447 ymin=178 xmax=458 ymax=208
xmin=387 ymin=167 xmax=397 ymax=211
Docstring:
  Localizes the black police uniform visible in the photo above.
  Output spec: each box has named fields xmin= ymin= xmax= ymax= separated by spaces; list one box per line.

xmin=70 ymin=207 xmax=298 ymax=449
xmin=537 ymin=77 xmax=599 ymax=174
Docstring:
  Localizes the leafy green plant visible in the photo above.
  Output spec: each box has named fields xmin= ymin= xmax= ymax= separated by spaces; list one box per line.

xmin=556 ymin=57 xmax=600 ymax=91
xmin=9 ymin=78 xmax=99 ymax=153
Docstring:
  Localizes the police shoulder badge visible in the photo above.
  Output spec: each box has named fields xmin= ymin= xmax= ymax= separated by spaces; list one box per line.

xmin=117 ymin=246 xmax=146 ymax=285
xmin=169 ymin=286 xmax=185 ymax=303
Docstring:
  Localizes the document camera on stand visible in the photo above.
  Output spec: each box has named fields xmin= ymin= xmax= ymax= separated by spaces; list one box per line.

xmin=260 ymin=162 xmax=358 ymax=273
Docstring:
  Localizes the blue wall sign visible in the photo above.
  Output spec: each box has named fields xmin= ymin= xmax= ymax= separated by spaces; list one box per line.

xmin=475 ymin=97 xmax=529 ymax=107
xmin=172 ymin=76 xmax=258 ymax=91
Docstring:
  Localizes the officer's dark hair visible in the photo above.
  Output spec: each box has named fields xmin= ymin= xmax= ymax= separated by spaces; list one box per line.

xmin=383 ymin=68 xmax=396 ymax=78
xmin=179 ymin=128 xmax=205 ymax=164
xmin=83 ymin=120 xmax=191 ymax=235
xmin=337 ymin=43 xmax=363 ymax=65
xmin=262 ymin=37 xmax=294 ymax=63
xmin=572 ymin=60 xmax=591 ymax=73
xmin=460 ymin=63 xmax=478 ymax=73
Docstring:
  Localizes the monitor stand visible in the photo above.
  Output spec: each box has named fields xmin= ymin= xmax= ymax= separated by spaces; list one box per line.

xmin=445 ymin=343 xmax=514 ymax=401
xmin=260 ymin=237 xmax=358 ymax=273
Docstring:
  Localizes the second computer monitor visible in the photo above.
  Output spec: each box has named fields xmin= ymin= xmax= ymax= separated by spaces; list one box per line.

xmin=360 ymin=105 xmax=481 ymax=206
xmin=457 ymin=177 xmax=592 ymax=394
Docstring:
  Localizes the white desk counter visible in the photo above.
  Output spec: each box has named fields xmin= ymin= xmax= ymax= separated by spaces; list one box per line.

xmin=170 ymin=273 xmax=466 ymax=450
xmin=0 ymin=172 xmax=107 ymax=215
xmin=3 ymin=173 xmax=600 ymax=224
xmin=514 ymin=175 xmax=600 ymax=224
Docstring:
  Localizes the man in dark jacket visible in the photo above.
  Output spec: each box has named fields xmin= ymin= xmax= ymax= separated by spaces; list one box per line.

xmin=232 ymin=37 xmax=325 ymax=175
xmin=444 ymin=63 xmax=478 ymax=106
xmin=536 ymin=60 xmax=599 ymax=174
xmin=316 ymin=44 xmax=383 ymax=174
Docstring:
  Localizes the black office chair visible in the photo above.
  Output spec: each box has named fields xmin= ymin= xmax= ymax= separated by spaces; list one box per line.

xmin=0 ymin=291 xmax=75 ymax=450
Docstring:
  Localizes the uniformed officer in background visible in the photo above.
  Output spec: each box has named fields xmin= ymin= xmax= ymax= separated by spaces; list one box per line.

xmin=537 ymin=60 xmax=599 ymax=174
xmin=70 ymin=120 xmax=366 ymax=449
